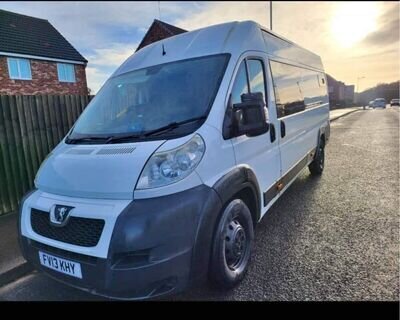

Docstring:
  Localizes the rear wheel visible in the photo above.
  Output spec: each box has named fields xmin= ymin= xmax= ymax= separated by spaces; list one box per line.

xmin=209 ymin=199 xmax=254 ymax=289
xmin=309 ymin=138 xmax=325 ymax=176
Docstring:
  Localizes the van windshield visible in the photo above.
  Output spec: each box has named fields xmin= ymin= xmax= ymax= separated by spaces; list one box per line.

xmin=67 ymin=54 xmax=230 ymax=143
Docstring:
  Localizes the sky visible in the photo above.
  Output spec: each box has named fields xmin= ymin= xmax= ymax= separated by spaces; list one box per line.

xmin=0 ymin=1 xmax=399 ymax=93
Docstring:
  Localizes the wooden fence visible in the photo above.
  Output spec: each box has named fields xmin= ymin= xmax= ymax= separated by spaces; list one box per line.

xmin=0 ymin=95 xmax=93 ymax=216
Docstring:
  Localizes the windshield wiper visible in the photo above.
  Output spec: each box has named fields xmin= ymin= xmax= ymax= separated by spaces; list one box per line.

xmin=67 ymin=116 xmax=207 ymax=145
xmin=143 ymin=116 xmax=207 ymax=137
xmin=103 ymin=133 xmax=144 ymax=144
xmin=66 ymin=136 xmax=112 ymax=144
xmin=103 ymin=116 xmax=206 ymax=144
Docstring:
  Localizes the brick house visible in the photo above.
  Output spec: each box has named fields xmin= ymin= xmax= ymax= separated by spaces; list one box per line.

xmin=0 ymin=9 xmax=88 ymax=95
xmin=136 ymin=19 xmax=187 ymax=52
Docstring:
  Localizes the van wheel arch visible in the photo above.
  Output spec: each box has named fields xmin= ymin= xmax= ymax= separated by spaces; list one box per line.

xmin=212 ymin=166 xmax=261 ymax=225
xmin=231 ymin=187 xmax=259 ymax=228
xmin=318 ymin=120 xmax=330 ymax=147
xmin=309 ymin=133 xmax=326 ymax=176
xmin=188 ymin=168 xmax=260 ymax=289
xmin=320 ymin=133 xmax=326 ymax=147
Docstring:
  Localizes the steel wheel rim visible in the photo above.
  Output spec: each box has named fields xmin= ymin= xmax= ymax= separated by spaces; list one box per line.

xmin=223 ymin=215 xmax=249 ymax=271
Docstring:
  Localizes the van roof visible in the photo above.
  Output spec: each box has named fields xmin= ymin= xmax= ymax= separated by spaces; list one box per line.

xmin=113 ymin=20 xmax=324 ymax=78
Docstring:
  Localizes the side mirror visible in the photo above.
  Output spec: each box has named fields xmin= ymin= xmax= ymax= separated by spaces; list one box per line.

xmin=227 ymin=92 xmax=269 ymax=138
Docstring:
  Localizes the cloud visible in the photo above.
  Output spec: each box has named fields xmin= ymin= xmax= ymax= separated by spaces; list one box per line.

xmin=85 ymin=42 xmax=138 ymax=92
xmin=0 ymin=1 xmax=191 ymax=47
xmin=361 ymin=3 xmax=400 ymax=47
xmin=86 ymin=66 xmax=109 ymax=93
xmin=87 ymin=43 xmax=137 ymax=69
xmin=174 ymin=1 xmax=268 ymax=30
xmin=173 ymin=1 xmax=399 ymax=91
xmin=174 ymin=1 xmax=337 ymax=58
xmin=0 ymin=1 xmax=199 ymax=93
xmin=347 ymin=48 xmax=399 ymax=61
xmin=0 ymin=1 xmax=398 ymax=93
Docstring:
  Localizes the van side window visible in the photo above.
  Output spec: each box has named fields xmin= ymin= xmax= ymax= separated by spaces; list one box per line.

xmin=247 ymin=59 xmax=266 ymax=104
xmin=270 ymin=61 xmax=305 ymax=118
xmin=300 ymin=68 xmax=324 ymax=107
xmin=231 ymin=61 xmax=249 ymax=104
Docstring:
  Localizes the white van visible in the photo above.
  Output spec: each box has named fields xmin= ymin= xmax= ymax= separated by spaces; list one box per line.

xmin=18 ymin=21 xmax=330 ymax=300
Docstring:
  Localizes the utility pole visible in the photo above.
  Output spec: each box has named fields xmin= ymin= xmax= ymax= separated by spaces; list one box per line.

xmin=357 ymin=76 xmax=365 ymax=106
xmin=357 ymin=76 xmax=365 ymax=94
xmin=270 ymin=1 xmax=273 ymax=30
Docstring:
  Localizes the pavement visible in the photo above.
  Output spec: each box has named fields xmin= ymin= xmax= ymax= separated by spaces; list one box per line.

xmin=0 ymin=213 xmax=33 ymax=288
xmin=329 ymin=107 xmax=360 ymax=121
xmin=0 ymin=106 xmax=398 ymax=300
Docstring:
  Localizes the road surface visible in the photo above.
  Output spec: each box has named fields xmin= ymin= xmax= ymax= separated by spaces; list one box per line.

xmin=1 ymin=107 xmax=398 ymax=301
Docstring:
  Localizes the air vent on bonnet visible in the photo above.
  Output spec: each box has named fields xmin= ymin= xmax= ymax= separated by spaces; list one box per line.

xmin=96 ymin=147 xmax=136 ymax=155
xmin=66 ymin=148 xmax=95 ymax=155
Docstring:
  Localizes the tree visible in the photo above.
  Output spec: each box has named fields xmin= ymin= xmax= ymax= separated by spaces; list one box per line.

xmin=357 ymin=81 xmax=399 ymax=105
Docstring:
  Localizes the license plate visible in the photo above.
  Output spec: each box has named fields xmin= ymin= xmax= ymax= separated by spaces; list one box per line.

xmin=39 ymin=251 xmax=82 ymax=279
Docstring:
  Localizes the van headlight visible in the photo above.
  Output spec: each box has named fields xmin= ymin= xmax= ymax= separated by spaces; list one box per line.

xmin=136 ymin=134 xmax=205 ymax=189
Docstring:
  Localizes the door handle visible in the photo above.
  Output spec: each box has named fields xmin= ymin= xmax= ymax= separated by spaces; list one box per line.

xmin=270 ymin=123 xmax=276 ymax=143
xmin=280 ymin=120 xmax=286 ymax=138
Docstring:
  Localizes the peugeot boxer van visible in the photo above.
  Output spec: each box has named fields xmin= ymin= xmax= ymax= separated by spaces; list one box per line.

xmin=18 ymin=21 xmax=330 ymax=300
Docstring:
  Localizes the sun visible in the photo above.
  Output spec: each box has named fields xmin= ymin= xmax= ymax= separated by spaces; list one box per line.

xmin=331 ymin=2 xmax=380 ymax=48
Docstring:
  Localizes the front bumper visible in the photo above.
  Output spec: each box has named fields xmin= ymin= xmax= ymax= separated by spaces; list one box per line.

xmin=19 ymin=185 xmax=222 ymax=300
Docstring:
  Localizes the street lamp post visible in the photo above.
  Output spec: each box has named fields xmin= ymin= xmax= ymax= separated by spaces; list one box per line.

xmin=357 ymin=76 xmax=365 ymax=106
xmin=357 ymin=76 xmax=365 ymax=94
xmin=270 ymin=1 xmax=273 ymax=30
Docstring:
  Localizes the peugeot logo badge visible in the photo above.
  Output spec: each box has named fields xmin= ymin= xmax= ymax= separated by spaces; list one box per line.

xmin=50 ymin=205 xmax=74 ymax=227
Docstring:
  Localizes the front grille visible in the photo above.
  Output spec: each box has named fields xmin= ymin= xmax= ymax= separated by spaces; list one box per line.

xmin=30 ymin=208 xmax=105 ymax=247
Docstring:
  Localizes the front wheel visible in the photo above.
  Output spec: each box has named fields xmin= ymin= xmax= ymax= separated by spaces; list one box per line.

xmin=309 ymin=139 xmax=325 ymax=176
xmin=209 ymin=199 xmax=254 ymax=289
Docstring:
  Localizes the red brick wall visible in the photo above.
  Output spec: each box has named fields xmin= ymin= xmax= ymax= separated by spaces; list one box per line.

xmin=137 ymin=23 xmax=179 ymax=51
xmin=0 ymin=56 xmax=88 ymax=95
xmin=139 ymin=24 xmax=169 ymax=49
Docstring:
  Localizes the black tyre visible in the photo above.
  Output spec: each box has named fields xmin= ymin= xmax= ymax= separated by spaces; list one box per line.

xmin=309 ymin=139 xmax=325 ymax=176
xmin=209 ymin=199 xmax=254 ymax=289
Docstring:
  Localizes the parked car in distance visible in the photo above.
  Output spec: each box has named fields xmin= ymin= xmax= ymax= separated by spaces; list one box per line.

xmin=390 ymin=98 xmax=399 ymax=106
xmin=368 ymin=100 xmax=375 ymax=108
xmin=18 ymin=20 xmax=330 ymax=300
xmin=372 ymin=98 xmax=386 ymax=108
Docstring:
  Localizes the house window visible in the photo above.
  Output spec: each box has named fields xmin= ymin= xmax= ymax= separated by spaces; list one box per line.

xmin=7 ymin=58 xmax=32 ymax=80
xmin=57 ymin=63 xmax=76 ymax=82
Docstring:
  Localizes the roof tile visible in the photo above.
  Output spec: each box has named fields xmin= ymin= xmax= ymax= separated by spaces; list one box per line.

xmin=0 ymin=9 xmax=87 ymax=63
